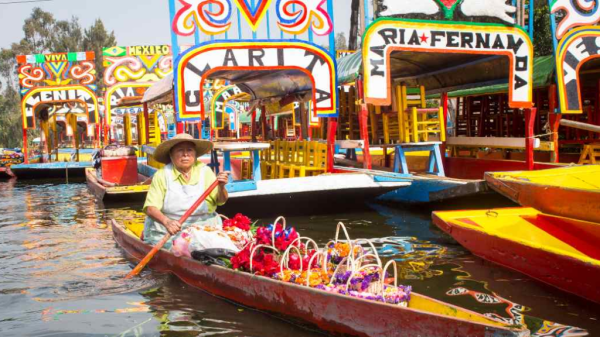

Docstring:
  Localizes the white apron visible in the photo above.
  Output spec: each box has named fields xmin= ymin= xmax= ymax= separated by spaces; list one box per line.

xmin=143 ymin=163 xmax=222 ymax=249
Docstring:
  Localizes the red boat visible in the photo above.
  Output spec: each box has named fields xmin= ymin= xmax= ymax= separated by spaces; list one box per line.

xmin=111 ymin=219 xmax=530 ymax=337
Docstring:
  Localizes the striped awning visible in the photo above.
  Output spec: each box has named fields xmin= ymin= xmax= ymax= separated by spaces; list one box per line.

xmin=337 ymin=51 xmax=362 ymax=85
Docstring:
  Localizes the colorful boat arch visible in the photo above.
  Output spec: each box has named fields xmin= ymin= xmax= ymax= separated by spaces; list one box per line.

xmin=21 ymin=85 xmax=99 ymax=129
xmin=105 ymin=83 xmax=153 ymax=124
xmin=174 ymin=40 xmax=338 ymax=121
xmin=555 ymin=26 xmax=600 ymax=114
xmin=211 ymin=85 xmax=252 ymax=130
xmin=362 ymin=19 xmax=534 ymax=108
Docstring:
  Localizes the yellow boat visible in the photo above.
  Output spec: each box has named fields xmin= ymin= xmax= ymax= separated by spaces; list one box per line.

xmin=432 ymin=207 xmax=600 ymax=304
xmin=485 ymin=165 xmax=600 ymax=223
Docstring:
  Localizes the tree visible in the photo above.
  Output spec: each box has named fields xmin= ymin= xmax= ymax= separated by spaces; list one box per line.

xmin=335 ymin=32 xmax=348 ymax=51
xmin=22 ymin=7 xmax=55 ymax=54
xmin=533 ymin=4 xmax=554 ymax=57
xmin=52 ymin=17 xmax=84 ymax=53
xmin=0 ymin=85 xmax=23 ymax=148
xmin=349 ymin=0 xmax=360 ymax=50
xmin=83 ymin=19 xmax=117 ymax=90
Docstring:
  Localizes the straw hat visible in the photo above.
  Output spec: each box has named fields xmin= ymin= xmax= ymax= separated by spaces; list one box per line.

xmin=153 ymin=133 xmax=213 ymax=164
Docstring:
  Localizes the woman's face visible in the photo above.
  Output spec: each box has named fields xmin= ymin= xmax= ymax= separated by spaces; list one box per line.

xmin=170 ymin=142 xmax=197 ymax=171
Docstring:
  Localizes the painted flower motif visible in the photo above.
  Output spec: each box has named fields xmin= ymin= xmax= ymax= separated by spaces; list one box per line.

xmin=173 ymin=0 xmax=233 ymax=36
xmin=276 ymin=0 xmax=333 ymax=36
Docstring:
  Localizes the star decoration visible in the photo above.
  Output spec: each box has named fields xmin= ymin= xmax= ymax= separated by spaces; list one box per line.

xmin=420 ymin=33 xmax=429 ymax=43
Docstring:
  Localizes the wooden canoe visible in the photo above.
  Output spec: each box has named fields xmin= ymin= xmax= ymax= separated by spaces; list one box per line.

xmin=111 ymin=219 xmax=530 ymax=337
xmin=485 ymin=165 xmax=600 ymax=223
xmin=86 ymin=168 xmax=149 ymax=203
xmin=432 ymin=207 xmax=600 ymax=304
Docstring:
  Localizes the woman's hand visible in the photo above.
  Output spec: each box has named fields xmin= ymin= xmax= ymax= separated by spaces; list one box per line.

xmin=216 ymin=171 xmax=231 ymax=186
xmin=163 ymin=218 xmax=182 ymax=235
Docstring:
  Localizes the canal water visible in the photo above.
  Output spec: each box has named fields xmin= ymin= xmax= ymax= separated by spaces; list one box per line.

xmin=1 ymin=179 xmax=598 ymax=336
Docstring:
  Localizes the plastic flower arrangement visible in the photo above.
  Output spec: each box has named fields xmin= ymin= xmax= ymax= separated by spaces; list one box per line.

xmin=223 ymin=213 xmax=252 ymax=231
xmin=228 ymin=219 xmax=413 ymax=307
xmin=327 ymin=242 xmax=363 ymax=264
xmin=255 ymin=223 xmax=299 ymax=251
xmin=231 ymin=245 xmax=280 ymax=277
xmin=231 ymin=217 xmax=304 ymax=277
xmin=277 ymin=269 xmax=331 ymax=287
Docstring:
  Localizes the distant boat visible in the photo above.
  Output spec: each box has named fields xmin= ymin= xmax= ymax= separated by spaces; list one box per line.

xmin=485 ymin=165 xmax=600 ymax=223
xmin=85 ymin=168 xmax=150 ymax=203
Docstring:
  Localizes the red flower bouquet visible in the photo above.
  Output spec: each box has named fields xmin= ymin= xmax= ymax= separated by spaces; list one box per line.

xmin=223 ymin=213 xmax=252 ymax=231
xmin=231 ymin=245 xmax=281 ymax=277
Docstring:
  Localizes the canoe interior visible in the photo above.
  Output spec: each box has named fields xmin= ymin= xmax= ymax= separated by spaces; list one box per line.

xmin=114 ymin=220 xmax=527 ymax=337
xmin=487 ymin=165 xmax=600 ymax=191
xmin=86 ymin=168 xmax=149 ymax=203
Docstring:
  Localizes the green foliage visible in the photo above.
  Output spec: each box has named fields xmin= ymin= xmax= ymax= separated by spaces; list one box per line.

xmin=533 ymin=4 xmax=554 ymax=57
xmin=0 ymin=86 xmax=23 ymax=148
xmin=83 ymin=19 xmax=117 ymax=91
xmin=52 ymin=17 xmax=84 ymax=53
xmin=22 ymin=7 xmax=55 ymax=54
xmin=0 ymin=8 xmax=117 ymax=148
xmin=335 ymin=32 xmax=348 ymax=51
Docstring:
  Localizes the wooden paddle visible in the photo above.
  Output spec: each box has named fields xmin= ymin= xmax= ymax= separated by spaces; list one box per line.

xmin=125 ymin=180 xmax=220 ymax=279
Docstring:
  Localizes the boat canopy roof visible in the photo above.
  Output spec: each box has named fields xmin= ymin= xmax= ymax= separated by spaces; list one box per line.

xmin=142 ymin=73 xmax=173 ymax=104
xmin=210 ymin=69 xmax=313 ymax=102
xmin=337 ymin=51 xmax=362 ymax=85
xmin=447 ymin=56 xmax=555 ymax=98
xmin=338 ymin=50 xmax=524 ymax=94
xmin=143 ymin=69 xmax=314 ymax=105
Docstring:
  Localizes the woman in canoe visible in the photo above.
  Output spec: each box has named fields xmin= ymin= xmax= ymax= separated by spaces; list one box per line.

xmin=143 ymin=133 xmax=230 ymax=249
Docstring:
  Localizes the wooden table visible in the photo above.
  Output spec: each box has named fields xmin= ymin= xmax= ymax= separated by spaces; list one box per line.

xmin=379 ymin=142 xmax=445 ymax=177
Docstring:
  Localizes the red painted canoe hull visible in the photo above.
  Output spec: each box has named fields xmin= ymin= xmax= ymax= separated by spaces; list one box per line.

xmin=111 ymin=220 xmax=528 ymax=337
xmin=432 ymin=213 xmax=600 ymax=304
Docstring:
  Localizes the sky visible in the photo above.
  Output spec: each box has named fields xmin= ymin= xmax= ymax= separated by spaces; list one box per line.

xmin=0 ymin=0 xmax=354 ymax=51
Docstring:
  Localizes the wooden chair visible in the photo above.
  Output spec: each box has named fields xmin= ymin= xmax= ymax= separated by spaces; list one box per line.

xmin=292 ymin=141 xmax=328 ymax=177
xmin=279 ymin=140 xmax=304 ymax=178
xmin=241 ymin=158 xmax=253 ymax=180
xmin=261 ymin=141 xmax=278 ymax=180
xmin=396 ymin=85 xmax=446 ymax=143
xmin=579 ymin=143 xmax=600 ymax=164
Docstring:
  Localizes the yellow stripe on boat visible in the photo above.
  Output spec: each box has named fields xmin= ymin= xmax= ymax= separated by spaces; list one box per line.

xmin=106 ymin=184 xmax=150 ymax=194
xmin=408 ymin=294 xmax=513 ymax=328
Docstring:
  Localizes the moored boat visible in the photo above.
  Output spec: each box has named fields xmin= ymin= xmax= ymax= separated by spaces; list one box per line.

xmin=485 ymin=166 xmax=600 ymax=223
xmin=85 ymin=168 xmax=150 ymax=203
xmin=432 ymin=207 xmax=600 ymax=304
xmin=111 ymin=219 xmax=530 ymax=337
xmin=10 ymin=161 xmax=93 ymax=180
